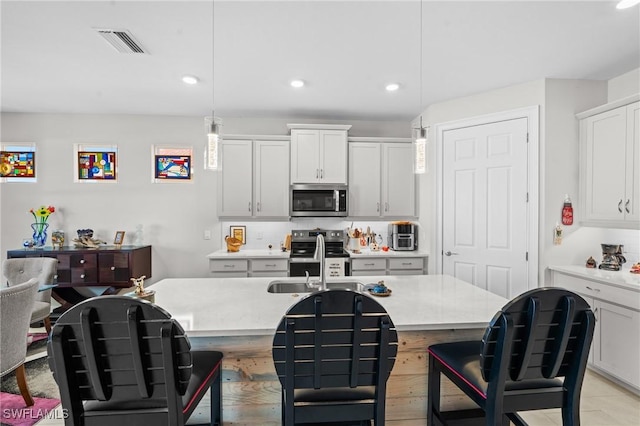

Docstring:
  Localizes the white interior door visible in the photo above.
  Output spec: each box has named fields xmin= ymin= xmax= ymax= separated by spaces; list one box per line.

xmin=442 ymin=118 xmax=529 ymax=298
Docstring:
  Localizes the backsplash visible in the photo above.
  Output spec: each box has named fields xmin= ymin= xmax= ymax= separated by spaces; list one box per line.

xmin=548 ymin=227 xmax=640 ymax=268
xmin=218 ymin=220 xmax=421 ymax=251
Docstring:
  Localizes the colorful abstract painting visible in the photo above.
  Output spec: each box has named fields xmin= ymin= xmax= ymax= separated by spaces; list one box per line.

xmin=155 ymin=155 xmax=191 ymax=180
xmin=78 ymin=151 xmax=116 ymax=180
xmin=0 ymin=151 xmax=35 ymax=178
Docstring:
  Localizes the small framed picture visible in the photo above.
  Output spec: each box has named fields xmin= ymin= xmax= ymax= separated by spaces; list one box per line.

xmin=230 ymin=226 xmax=246 ymax=244
xmin=154 ymin=155 xmax=191 ymax=180
xmin=114 ymin=231 xmax=126 ymax=246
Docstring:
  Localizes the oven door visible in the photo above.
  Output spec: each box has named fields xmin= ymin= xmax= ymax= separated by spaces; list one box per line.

xmin=289 ymin=258 xmax=350 ymax=277
xmin=290 ymin=184 xmax=347 ymax=217
xmin=289 ymin=259 xmax=320 ymax=277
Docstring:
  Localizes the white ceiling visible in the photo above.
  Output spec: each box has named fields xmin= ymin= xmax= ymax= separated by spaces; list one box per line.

xmin=1 ymin=1 xmax=638 ymax=121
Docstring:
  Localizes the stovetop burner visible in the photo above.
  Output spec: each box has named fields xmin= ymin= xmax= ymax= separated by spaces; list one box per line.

xmin=290 ymin=229 xmax=349 ymax=258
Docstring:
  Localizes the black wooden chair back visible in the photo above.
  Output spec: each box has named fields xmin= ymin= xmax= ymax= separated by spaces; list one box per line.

xmin=273 ymin=289 xmax=398 ymax=425
xmin=47 ymin=296 xmax=222 ymax=426
xmin=428 ymin=287 xmax=596 ymax=426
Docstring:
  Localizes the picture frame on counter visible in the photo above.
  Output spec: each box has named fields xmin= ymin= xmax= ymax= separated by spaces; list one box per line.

xmin=114 ymin=230 xmax=126 ymax=246
xmin=230 ymin=226 xmax=246 ymax=244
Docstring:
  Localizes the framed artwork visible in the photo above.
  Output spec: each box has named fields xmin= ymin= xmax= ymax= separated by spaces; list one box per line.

xmin=78 ymin=151 xmax=117 ymax=180
xmin=114 ymin=231 xmax=126 ymax=246
xmin=154 ymin=155 xmax=191 ymax=180
xmin=230 ymin=226 xmax=246 ymax=244
xmin=0 ymin=151 xmax=35 ymax=178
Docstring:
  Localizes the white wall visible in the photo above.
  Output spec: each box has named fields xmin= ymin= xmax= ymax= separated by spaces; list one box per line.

xmin=608 ymin=67 xmax=640 ymax=102
xmin=0 ymin=113 xmax=410 ymax=282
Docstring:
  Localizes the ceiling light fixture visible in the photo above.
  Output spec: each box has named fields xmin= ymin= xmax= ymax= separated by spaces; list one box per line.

xmin=205 ymin=0 xmax=221 ymax=171
xmin=291 ymin=79 xmax=305 ymax=88
xmin=386 ymin=83 xmax=400 ymax=92
xmin=414 ymin=0 xmax=428 ymax=174
xmin=182 ymin=75 xmax=199 ymax=85
xmin=616 ymin=0 xmax=640 ymax=9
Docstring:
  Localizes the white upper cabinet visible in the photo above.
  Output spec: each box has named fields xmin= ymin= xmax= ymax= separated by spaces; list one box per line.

xmin=579 ymin=97 xmax=639 ymax=228
xmin=289 ymin=124 xmax=351 ymax=184
xmin=218 ymin=138 xmax=289 ymax=218
xmin=349 ymin=140 xmax=416 ymax=218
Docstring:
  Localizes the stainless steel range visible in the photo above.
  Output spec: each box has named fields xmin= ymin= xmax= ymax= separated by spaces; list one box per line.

xmin=289 ymin=229 xmax=350 ymax=277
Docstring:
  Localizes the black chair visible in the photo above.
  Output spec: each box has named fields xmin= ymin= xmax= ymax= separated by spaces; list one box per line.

xmin=272 ymin=289 xmax=398 ymax=426
xmin=427 ymin=287 xmax=595 ymax=426
xmin=47 ymin=296 xmax=222 ymax=426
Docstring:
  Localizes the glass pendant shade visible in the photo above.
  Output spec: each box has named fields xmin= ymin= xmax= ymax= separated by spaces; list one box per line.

xmin=206 ymin=120 xmax=220 ymax=170
xmin=415 ymin=126 xmax=427 ymax=174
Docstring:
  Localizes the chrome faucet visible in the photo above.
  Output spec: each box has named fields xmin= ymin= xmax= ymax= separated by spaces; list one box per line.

xmin=314 ymin=233 xmax=326 ymax=291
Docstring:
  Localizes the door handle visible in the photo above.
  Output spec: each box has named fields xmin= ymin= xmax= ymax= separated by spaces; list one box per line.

xmin=625 ymin=199 xmax=630 ymax=214
xmin=316 ymin=169 xmax=319 ymax=179
xmin=376 ymin=202 xmax=380 ymax=212
xmin=257 ymin=202 xmax=261 ymax=212
xmin=248 ymin=202 xmax=252 ymax=212
xmin=320 ymin=169 xmax=323 ymax=179
xmin=385 ymin=202 xmax=389 ymax=212
xmin=618 ymin=199 xmax=623 ymax=213
xmin=444 ymin=251 xmax=459 ymax=256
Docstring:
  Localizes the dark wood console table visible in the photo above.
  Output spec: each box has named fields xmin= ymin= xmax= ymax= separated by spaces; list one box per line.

xmin=7 ymin=245 xmax=152 ymax=288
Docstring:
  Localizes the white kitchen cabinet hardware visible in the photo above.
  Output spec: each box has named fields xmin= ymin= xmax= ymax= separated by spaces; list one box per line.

xmin=218 ymin=139 xmax=289 ymax=218
xmin=349 ymin=141 xmax=416 ymax=218
xmin=289 ymin=124 xmax=351 ymax=184
xmin=550 ymin=268 xmax=640 ymax=393
xmin=578 ymin=98 xmax=639 ymax=228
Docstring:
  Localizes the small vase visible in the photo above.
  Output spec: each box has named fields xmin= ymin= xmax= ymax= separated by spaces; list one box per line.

xmin=31 ymin=222 xmax=49 ymax=248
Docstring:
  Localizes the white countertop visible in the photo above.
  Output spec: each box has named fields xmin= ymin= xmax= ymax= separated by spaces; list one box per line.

xmin=207 ymin=248 xmax=429 ymax=259
xmin=151 ymin=275 xmax=508 ymax=337
xmin=549 ymin=265 xmax=640 ymax=292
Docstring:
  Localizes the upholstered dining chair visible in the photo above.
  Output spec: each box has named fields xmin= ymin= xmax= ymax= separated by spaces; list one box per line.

xmin=272 ymin=289 xmax=398 ymax=425
xmin=427 ymin=287 xmax=595 ymax=426
xmin=3 ymin=257 xmax=57 ymax=333
xmin=47 ymin=296 xmax=223 ymax=426
xmin=0 ymin=277 xmax=39 ymax=407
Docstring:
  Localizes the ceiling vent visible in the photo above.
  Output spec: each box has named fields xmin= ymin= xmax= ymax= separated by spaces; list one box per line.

xmin=95 ymin=29 xmax=148 ymax=54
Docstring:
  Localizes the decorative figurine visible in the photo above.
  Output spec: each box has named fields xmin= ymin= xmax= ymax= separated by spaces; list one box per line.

xmin=73 ymin=228 xmax=106 ymax=248
xmin=586 ymin=256 xmax=597 ymax=268
xmin=130 ymin=275 xmax=154 ymax=302
xmin=631 ymin=263 xmax=640 ymax=274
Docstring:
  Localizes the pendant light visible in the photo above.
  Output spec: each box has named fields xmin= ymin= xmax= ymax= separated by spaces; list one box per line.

xmin=414 ymin=0 xmax=427 ymax=174
xmin=205 ymin=0 xmax=221 ymax=170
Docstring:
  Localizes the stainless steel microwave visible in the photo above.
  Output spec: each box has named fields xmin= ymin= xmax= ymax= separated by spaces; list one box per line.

xmin=290 ymin=184 xmax=348 ymax=217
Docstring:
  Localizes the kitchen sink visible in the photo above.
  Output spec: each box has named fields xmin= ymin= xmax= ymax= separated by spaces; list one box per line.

xmin=267 ymin=280 xmax=364 ymax=294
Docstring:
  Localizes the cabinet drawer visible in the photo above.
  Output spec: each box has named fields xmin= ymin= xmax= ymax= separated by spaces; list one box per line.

xmin=351 ymin=258 xmax=386 ymax=270
xmin=210 ymin=259 xmax=248 ymax=272
xmin=251 ymin=259 xmax=288 ymax=272
xmin=351 ymin=269 xmax=386 ymax=277
xmin=388 ymin=257 xmax=424 ymax=270
xmin=552 ymin=272 xmax=640 ymax=311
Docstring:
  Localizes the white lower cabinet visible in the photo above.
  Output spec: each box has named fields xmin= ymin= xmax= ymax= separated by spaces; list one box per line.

xmin=550 ymin=270 xmax=640 ymax=392
xmin=351 ymin=256 xmax=428 ymax=276
xmin=210 ymin=257 xmax=288 ymax=278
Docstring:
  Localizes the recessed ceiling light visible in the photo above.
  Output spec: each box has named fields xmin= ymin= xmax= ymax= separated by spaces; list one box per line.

xmin=617 ymin=0 xmax=640 ymax=9
xmin=182 ymin=75 xmax=199 ymax=85
xmin=290 ymin=80 xmax=305 ymax=88
xmin=386 ymin=83 xmax=400 ymax=92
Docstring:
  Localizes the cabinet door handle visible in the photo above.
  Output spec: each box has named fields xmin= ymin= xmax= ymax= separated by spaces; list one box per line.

xmin=223 ymin=264 xmax=235 ymax=268
xmin=110 ymin=266 xmax=115 ymax=271
xmin=402 ymin=262 xmax=412 ymax=266
xmin=377 ymin=202 xmax=380 ymax=212
xmin=257 ymin=202 xmax=261 ymax=212
xmin=320 ymin=169 xmax=323 ymax=179
xmin=80 ymin=259 xmax=85 ymax=264
xmin=385 ymin=202 xmax=389 ymax=212
xmin=80 ymin=274 xmax=85 ymax=279
xmin=585 ymin=286 xmax=601 ymax=292
xmin=53 ymin=274 xmax=58 ymax=280
xmin=364 ymin=263 xmax=375 ymax=266
xmin=625 ymin=199 xmax=630 ymax=214
xmin=618 ymin=199 xmax=623 ymax=213
xmin=316 ymin=169 xmax=319 ymax=179
xmin=248 ymin=202 xmax=252 ymax=212
xmin=265 ymin=264 xmax=276 ymax=267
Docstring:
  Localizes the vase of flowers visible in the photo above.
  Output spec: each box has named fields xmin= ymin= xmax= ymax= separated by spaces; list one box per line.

xmin=30 ymin=205 xmax=55 ymax=248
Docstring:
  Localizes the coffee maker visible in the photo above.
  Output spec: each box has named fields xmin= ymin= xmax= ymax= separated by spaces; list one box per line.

xmin=599 ymin=244 xmax=626 ymax=271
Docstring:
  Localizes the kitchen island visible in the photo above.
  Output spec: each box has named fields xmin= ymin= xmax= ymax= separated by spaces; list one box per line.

xmin=151 ymin=275 xmax=508 ymax=424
